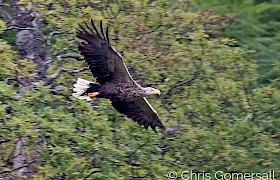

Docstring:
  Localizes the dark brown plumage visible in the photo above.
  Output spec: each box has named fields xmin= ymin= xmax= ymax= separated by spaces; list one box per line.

xmin=73 ymin=20 xmax=166 ymax=132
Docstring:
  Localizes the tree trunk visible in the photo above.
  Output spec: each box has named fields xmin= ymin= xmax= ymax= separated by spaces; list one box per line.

xmin=11 ymin=1 xmax=47 ymax=178
xmin=12 ymin=0 xmax=47 ymax=88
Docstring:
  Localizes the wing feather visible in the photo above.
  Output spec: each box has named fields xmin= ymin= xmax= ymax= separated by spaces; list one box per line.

xmin=100 ymin=20 xmax=106 ymax=40
xmin=91 ymin=19 xmax=100 ymax=36
xmin=83 ymin=21 xmax=95 ymax=34
xmin=77 ymin=19 xmax=133 ymax=84
xmin=106 ymin=25 xmax=110 ymax=44
xmin=111 ymin=98 xmax=166 ymax=133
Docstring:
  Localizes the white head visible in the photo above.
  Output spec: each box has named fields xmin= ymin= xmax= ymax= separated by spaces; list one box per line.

xmin=143 ymin=87 xmax=161 ymax=96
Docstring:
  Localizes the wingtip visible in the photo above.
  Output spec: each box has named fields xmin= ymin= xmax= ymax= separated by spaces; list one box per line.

xmin=90 ymin=19 xmax=100 ymax=35
xmin=106 ymin=25 xmax=110 ymax=44
xmin=151 ymin=126 xmax=158 ymax=134
xmin=150 ymin=122 xmax=166 ymax=134
xmin=100 ymin=20 xmax=106 ymax=40
xmin=77 ymin=23 xmax=87 ymax=33
xmin=83 ymin=21 xmax=94 ymax=34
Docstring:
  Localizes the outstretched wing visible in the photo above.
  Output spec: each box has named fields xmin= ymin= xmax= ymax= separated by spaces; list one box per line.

xmin=77 ymin=20 xmax=134 ymax=84
xmin=111 ymin=98 xmax=166 ymax=133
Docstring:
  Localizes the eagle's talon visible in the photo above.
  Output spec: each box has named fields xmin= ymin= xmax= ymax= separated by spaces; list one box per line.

xmin=88 ymin=92 xmax=99 ymax=99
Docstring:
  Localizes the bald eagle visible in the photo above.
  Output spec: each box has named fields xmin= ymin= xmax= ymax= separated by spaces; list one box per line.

xmin=72 ymin=20 xmax=166 ymax=132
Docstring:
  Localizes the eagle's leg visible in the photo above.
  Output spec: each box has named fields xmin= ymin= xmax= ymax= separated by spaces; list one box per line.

xmin=88 ymin=92 xmax=99 ymax=99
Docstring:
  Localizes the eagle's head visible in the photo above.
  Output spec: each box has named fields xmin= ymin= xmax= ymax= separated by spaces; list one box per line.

xmin=143 ymin=87 xmax=161 ymax=96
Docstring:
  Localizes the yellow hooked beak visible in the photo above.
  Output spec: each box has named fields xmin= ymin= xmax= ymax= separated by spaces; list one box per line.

xmin=152 ymin=89 xmax=161 ymax=96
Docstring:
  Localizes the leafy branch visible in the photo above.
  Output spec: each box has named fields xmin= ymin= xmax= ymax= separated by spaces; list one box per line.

xmin=0 ymin=160 xmax=36 ymax=175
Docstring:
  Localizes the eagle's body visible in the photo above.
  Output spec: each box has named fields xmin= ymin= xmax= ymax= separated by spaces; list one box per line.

xmin=96 ymin=82 xmax=144 ymax=101
xmin=73 ymin=20 xmax=165 ymax=132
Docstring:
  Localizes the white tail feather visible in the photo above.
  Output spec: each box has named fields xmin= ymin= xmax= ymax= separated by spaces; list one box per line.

xmin=72 ymin=78 xmax=93 ymax=101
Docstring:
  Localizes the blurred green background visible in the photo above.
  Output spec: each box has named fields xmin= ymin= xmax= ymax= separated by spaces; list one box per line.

xmin=0 ymin=0 xmax=279 ymax=179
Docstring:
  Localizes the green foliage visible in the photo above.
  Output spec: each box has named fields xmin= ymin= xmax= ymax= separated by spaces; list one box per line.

xmin=193 ymin=0 xmax=280 ymax=83
xmin=0 ymin=20 xmax=5 ymax=34
xmin=0 ymin=0 xmax=279 ymax=179
xmin=0 ymin=40 xmax=16 ymax=79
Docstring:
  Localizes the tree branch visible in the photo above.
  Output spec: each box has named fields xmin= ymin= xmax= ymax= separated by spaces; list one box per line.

xmin=47 ymin=55 xmax=64 ymax=81
xmin=164 ymin=72 xmax=200 ymax=98
xmin=4 ymin=77 xmax=16 ymax=84
xmin=161 ymin=71 xmax=200 ymax=113
xmin=46 ymin=31 xmax=60 ymax=46
xmin=46 ymin=53 xmax=83 ymax=85
xmin=0 ymin=8 xmax=12 ymax=21
xmin=83 ymin=170 xmax=102 ymax=180
xmin=13 ymin=136 xmax=27 ymax=178
xmin=44 ymin=57 xmax=54 ymax=66
xmin=54 ymin=43 xmax=77 ymax=56
xmin=62 ymin=67 xmax=88 ymax=74
xmin=0 ymin=160 xmax=36 ymax=175
xmin=0 ymin=139 xmax=11 ymax=144
xmin=0 ymin=0 xmax=11 ymax=21
xmin=6 ymin=25 xmax=34 ymax=31
xmin=0 ymin=3 xmax=9 ymax=7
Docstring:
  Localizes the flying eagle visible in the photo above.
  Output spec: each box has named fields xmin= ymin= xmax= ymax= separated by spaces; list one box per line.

xmin=72 ymin=20 xmax=166 ymax=132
